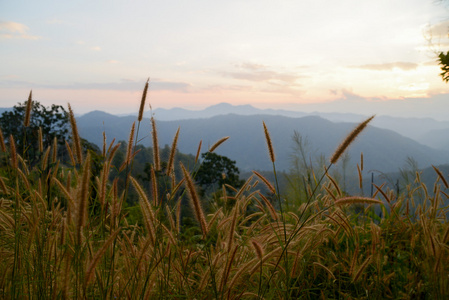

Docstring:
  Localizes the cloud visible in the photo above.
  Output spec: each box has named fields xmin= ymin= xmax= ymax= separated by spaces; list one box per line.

xmin=46 ymin=19 xmax=65 ymax=25
xmin=0 ymin=21 xmax=41 ymax=40
xmin=58 ymin=80 xmax=190 ymax=92
xmin=1 ymin=75 xmax=19 ymax=80
xmin=426 ymin=20 xmax=449 ymax=38
xmin=58 ymin=79 xmax=190 ymax=92
xmin=0 ymin=78 xmax=191 ymax=92
xmin=302 ymin=89 xmax=449 ymax=121
xmin=222 ymin=63 xmax=302 ymax=84
xmin=202 ymin=84 xmax=253 ymax=93
xmin=91 ymin=46 xmax=101 ymax=51
xmin=0 ymin=78 xmax=36 ymax=92
xmin=107 ymin=60 xmax=119 ymax=64
xmin=235 ymin=62 xmax=266 ymax=71
xmin=352 ymin=62 xmax=418 ymax=71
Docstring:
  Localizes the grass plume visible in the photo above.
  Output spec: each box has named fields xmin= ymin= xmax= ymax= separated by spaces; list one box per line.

xmin=432 ymin=165 xmax=448 ymax=189
xmin=263 ymin=121 xmax=275 ymax=162
xmin=68 ymin=103 xmax=83 ymax=164
xmin=151 ymin=117 xmax=160 ymax=171
xmin=330 ymin=115 xmax=374 ymax=164
xmin=23 ymin=90 xmax=32 ymax=127
xmin=180 ymin=162 xmax=208 ymax=239
xmin=166 ymin=126 xmax=180 ymax=176
xmin=0 ymin=128 xmax=6 ymax=152
xmin=209 ymin=136 xmax=229 ymax=153
xmin=137 ymin=78 xmax=149 ymax=122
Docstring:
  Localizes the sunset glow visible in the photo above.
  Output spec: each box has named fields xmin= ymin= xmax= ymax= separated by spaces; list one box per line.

xmin=1 ymin=0 xmax=448 ymax=119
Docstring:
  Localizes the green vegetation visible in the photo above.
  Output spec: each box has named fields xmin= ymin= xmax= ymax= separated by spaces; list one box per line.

xmin=0 ymin=92 xmax=69 ymax=166
xmin=0 ymin=87 xmax=448 ymax=299
xmin=438 ymin=51 xmax=449 ymax=82
xmin=196 ymin=152 xmax=244 ymax=194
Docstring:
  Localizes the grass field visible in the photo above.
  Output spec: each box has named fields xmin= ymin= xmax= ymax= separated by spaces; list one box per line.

xmin=0 ymin=86 xmax=448 ymax=299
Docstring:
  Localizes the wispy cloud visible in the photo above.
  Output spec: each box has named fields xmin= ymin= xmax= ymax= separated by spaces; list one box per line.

xmin=0 ymin=78 xmax=35 ymax=88
xmin=222 ymin=63 xmax=302 ymax=84
xmin=62 ymin=80 xmax=190 ymax=92
xmin=426 ymin=20 xmax=449 ymax=38
xmin=46 ymin=19 xmax=65 ymax=25
xmin=236 ymin=62 xmax=266 ymax=71
xmin=0 ymin=21 xmax=41 ymax=40
xmin=2 ymin=78 xmax=190 ymax=93
xmin=202 ymin=84 xmax=253 ymax=93
xmin=1 ymin=75 xmax=19 ymax=80
xmin=351 ymin=62 xmax=418 ymax=71
xmin=91 ymin=46 xmax=101 ymax=51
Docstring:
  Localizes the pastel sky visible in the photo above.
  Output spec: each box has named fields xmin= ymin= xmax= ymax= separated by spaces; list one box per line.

xmin=1 ymin=0 xmax=448 ymax=119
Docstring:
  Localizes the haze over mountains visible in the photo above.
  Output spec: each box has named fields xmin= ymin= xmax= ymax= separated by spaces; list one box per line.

xmin=1 ymin=103 xmax=448 ymax=172
xmin=147 ymin=103 xmax=449 ymax=151
xmin=76 ymin=103 xmax=449 ymax=173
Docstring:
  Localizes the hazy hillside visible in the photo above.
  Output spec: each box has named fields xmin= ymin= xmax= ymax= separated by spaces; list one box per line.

xmin=417 ymin=127 xmax=449 ymax=150
xmin=4 ymin=102 xmax=448 ymax=149
xmin=148 ymin=103 xmax=309 ymax=120
xmin=147 ymin=103 xmax=449 ymax=150
xmin=77 ymin=112 xmax=449 ymax=173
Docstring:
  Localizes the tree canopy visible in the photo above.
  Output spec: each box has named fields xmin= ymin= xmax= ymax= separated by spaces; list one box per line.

xmin=0 ymin=100 xmax=69 ymax=163
xmin=438 ymin=51 xmax=449 ymax=82
xmin=195 ymin=152 xmax=244 ymax=194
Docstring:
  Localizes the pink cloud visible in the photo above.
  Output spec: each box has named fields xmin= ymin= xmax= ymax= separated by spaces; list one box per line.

xmin=0 ymin=21 xmax=41 ymax=40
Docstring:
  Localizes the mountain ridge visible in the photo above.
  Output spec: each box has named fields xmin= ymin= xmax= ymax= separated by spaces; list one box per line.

xmin=122 ymin=102 xmax=449 ymax=150
xmin=77 ymin=111 xmax=448 ymax=173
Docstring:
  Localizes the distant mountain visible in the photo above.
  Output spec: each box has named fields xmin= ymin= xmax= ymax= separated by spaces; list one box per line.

xmin=137 ymin=103 xmax=449 ymax=150
xmin=2 ymin=101 xmax=448 ymax=151
xmin=148 ymin=102 xmax=309 ymax=120
xmin=77 ymin=112 xmax=449 ymax=173
xmin=417 ymin=127 xmax=449 ymax=150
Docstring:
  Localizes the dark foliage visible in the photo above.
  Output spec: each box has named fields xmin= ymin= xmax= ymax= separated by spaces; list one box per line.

xmin=438 ymin=51 xmax=449 ymax=82
xmin=196 ymin=152 xmax=244 ymax=195
xmin=0 ymin=101 xmax=69 ymax=164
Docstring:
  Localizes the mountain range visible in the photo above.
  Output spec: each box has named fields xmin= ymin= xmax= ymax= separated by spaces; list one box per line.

xmin=77 ymin=109 xmax=449 ymax=173
xmin=2 ymin=102 xmax=448 ymax=172
xmin=144 ymin=103 xmax=449 ymax=151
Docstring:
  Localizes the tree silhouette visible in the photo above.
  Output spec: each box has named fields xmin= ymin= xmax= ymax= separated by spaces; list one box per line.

xmin=438 ymin=51 xmax=449 ymax=82
xmin=196 ymin=152 xmax=244 ymax=195
xmin=0 ymin=101 xmax=69 ymax=164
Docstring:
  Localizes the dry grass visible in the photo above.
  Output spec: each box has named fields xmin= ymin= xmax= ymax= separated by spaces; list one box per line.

xmin=330 ymin=115 xmax=374 ymax=164
xmin=0 ymin=89 xmax=447 ymax=299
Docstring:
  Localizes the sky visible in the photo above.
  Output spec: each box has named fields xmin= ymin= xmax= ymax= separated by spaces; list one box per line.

xmin=1 ymin=0 xmax=449 ymax=120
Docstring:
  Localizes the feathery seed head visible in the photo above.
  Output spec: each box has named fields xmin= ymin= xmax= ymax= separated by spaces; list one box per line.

xmin=77 ymin=152 xmax=91 ymax=244
xmin=138 ymin=78 xmax=149 ymax=121
xmin=166 ymin=126 xmax=180 ymax=176
xmin=9 ymin=135 xmax=17 ymax=168
xmin=24 ymin=90 xmax=32 ymax=127
xmin=38 ymin=127 xmax=43 ymax=152
xmin=68 ymin=103 xmax=83 ymax=164
xmin=262 ymin=121 xmax=275 ymax=162
xmin=209 ymin=136 xmax=229 ymax=153
xmin=251 ymin=240 xmax=264 ymax=260
xmin=151 ymin=117 xmax=160 ymax=171
xmin=125 ymin=122 xmax=136 ymax=166
xmin=330 ymin=115 xmax=374 ymax=164
xmin=0 ymin=128 xmax=6 ymax=152
xmin=195 ymin=140 xmax=202 ymax=163
xmin=432 ymin=165 xmax=448 ymax=189
xmin=180 ymin=162 xmax=208 ymax=238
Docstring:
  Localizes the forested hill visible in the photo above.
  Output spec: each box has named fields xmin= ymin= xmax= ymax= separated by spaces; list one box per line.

xmin=77 ymin=111 xmax=449 ymax=173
